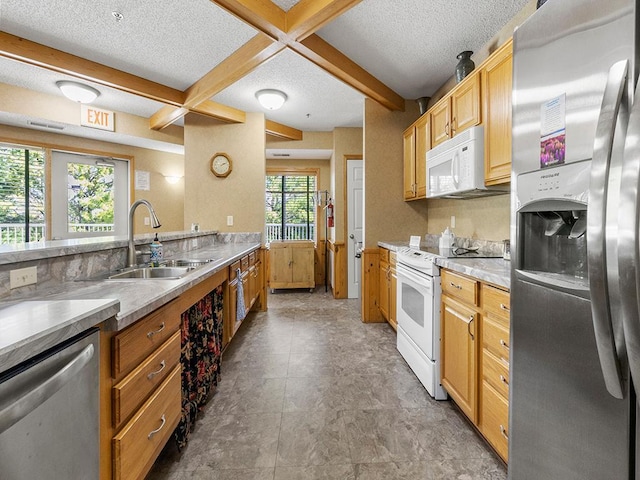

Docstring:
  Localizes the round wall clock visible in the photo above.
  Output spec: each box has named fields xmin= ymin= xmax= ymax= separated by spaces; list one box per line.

xmin=210 ymin=153 xmax=232 ymax=178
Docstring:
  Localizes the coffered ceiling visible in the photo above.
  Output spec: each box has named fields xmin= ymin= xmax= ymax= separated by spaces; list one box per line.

xmin=0 ymin=0 xmax=529 ymax=151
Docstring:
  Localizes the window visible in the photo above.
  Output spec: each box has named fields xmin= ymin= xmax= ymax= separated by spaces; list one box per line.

xmin=0 ymin=144 xmax=45 ymax=244
xmin=50 ymin=151 xmax=129 ymax=239
xmin=266 ymin=171 xmax=317 ymax=243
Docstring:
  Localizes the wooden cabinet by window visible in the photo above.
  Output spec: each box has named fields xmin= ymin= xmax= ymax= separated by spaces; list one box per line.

xmin=482 ymin=39 xmax=513 ymax=185
xmin=431 ymin=71 xmax=481 ymax=148
xmin=403 ymin=114 xmax=430 ymax=200
xmin=269 ymin=240 xmax=315 ymax=291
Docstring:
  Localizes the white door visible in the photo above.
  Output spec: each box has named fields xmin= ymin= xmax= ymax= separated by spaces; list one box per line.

xmin=347 ymin=159 xmax=363 ymax=299
xmin=51 ymin=151 xmax=129 ymax=240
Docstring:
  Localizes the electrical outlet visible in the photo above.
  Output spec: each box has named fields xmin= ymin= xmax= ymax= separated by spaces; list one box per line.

xmin=10 ymin=266 xmax=37 ymax=289
xmin=451 ymin=215 xmax=456 ymax=228
xmin=227 ymin=215 xmax=234 ymax=226
xmin=144 ymin=216 xmax=150 ymax=226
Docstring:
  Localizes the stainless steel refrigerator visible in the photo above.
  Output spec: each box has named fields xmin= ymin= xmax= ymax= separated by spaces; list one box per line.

xmin=510 ymin=0 xmax=639 ymax=478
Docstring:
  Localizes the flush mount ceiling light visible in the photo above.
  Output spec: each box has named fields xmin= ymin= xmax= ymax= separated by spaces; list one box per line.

xmin=255 ymin=89 xmax=287 ymax=110
xmin=56 ymin=80 xmax=101 ymax=104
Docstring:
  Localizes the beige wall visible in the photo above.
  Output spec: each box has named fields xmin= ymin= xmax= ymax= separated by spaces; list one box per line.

xmin=426 ymin=195 xmax=510 ymax=241
xmin=0 ymin=124 xmax=185 ymax=234
xmin=331 ymin=127 xmax=363 ymax=243
xmin=363 ymin=98 xmax=429 ymax=248
xmin=183 ymin=112 xmax=266 ymax=234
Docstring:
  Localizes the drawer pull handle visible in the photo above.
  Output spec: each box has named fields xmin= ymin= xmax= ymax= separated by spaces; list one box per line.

xmin=147 ymin=360 xmax=166 ymax=380
xmin=147 ymin=322 xmax=166 ymax=339
xmin=500 ymin=303 xmax=510 ymax=312
xmin=500 ymin=424 xmax=509 ymax=440
xmin=500 ymin=339 xmax=510 ymax=350
xmin=500 ymin=356 xmax=510 ymax=367
xmin=148 ymin=414 xmax=166 ymax=440
xmin=500 ymin=374 xmax=509 ymax=386
xmin=450 ymin=282 xmax=462 ymax=290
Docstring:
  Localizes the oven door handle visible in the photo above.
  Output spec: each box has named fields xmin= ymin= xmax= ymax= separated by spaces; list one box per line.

xmin=396 ymin=263 xmax=434 ymax=285
xmin=0 ymin=343 xmax=95 ymax=435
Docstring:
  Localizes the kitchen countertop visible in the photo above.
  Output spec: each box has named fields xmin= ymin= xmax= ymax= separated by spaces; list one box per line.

xmin=378 ymin=240 xmax=511 ymax=289
xmin=0 ymin=241 xmax=260 ymax=373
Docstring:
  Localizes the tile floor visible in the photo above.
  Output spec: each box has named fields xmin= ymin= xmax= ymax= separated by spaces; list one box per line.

xmin=147 ymin=289 xmax=507 ymax=480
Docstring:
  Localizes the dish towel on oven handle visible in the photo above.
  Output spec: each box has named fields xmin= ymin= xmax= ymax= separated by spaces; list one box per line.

xmin=236 ymin=268 xmax=246 ymax=321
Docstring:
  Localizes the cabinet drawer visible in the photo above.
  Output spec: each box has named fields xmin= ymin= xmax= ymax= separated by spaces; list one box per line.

xmin=229 ymin=260 xmax=241 ymax=279
xmin=241 ymin=255 xmax=249 ymax=272
xmin=480 ymin=380 xmax=509 ymax=462
xmin=442 ymin=270 xmax=478 ymax=306
xmin=113 ymin=331 xmax=181 ymax=428
xmin=249 ymin=250 xmax=256 ymax=266
xmin=482 ymin=349 xmax=509 ymax=398
xmin=112 ymin=300 xmax=181 ymax=378
xmin=483 ymin=316 xmax=510 ymax=362
xmin=113 ymin=365 xmax=181 ymax=480
xmin=389 ymin=251 xmax=396 ymax=267
xmin=379 ymin=247 xmax=389 ymax=263
xmin=482 ymin=284 xmax=510 ymax=326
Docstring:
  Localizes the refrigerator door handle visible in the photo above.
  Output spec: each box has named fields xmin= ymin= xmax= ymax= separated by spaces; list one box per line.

xmin=618 ymin=75 xmax=640 ymax=388
xmin=587 ymin=59 xmax=628 ymax=399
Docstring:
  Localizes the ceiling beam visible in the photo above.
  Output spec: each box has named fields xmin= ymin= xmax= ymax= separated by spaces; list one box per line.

xmin=286 ymin=0 xmax=363 ymax=42
xmin=293 ymin=34 xmax=405 ymax=111
xmin=210 ymin=0 xmax=287 ymax=41
xmin=150 ymin=106 xmax=190 ymax=130
xmin=191 ymin=101 xmax=246 ymax=123
xmin=183 ymin=33 xmax=284 ymax=108
xmin=0 ymin=32 xmax=185 ymax=106
xmin=265 ymin=120 xmax=303 ymax=140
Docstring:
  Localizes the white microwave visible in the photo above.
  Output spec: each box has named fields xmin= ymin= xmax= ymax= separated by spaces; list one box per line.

xmin=426 ymin=125 xmax=509 ymax=198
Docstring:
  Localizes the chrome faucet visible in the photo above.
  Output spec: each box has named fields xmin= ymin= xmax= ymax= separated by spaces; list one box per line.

xmin=127 ymin=199 xmax=161 ymax=267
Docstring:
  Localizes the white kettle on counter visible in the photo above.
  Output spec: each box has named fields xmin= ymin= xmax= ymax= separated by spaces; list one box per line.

xmin=439 ymin=227 xmax=456 ymax=249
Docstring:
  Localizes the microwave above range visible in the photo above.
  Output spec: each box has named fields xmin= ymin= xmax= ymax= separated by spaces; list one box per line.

xmin=426 ymin=125 xmax=509 ymax=199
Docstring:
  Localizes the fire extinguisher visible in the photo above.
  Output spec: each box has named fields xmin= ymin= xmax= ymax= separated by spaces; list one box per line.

xmin=327 ymin=199 xmax=334 ymax=227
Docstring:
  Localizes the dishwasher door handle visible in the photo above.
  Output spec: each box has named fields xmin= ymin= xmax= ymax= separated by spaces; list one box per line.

xmin=0 ymin=343 xmax=95 ymax=434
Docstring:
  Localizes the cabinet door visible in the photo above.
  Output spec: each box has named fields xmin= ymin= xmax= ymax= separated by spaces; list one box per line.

xmin=441 ymin=294 xmax=477 ymax=422
xmin=414 ymin=115 xmax=430 ymax=198
xmin=378 ymin=260 xmax=389 ymax=320
xmin=291 ymin=244 xmax=314 ymax=286
xmin=430 ymin=98 xmax=451 ymax=147
xmin=403 ymin=126 xmax=416 ymax=200
xmin=451 ymin=71 xmax=481 ymax=135
xmin=228 ymin=280 xmax=238 ymax=339
xmin=389 ymin=266 xmax=397 ymax=331
xmin=483 ymin=39 xmax=513 ymax=185
xmin=270 ymin=245 xmax=292 ymax=285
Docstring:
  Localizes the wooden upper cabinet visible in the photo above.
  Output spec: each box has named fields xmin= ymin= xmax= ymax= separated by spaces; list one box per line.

xmin=430 ymin=98 xmax=451 ymax=148
xmin=482 ymin=39 xmax=513 ymax=185
xmin=403 ymin=114 xmax=430 ymax=201
xmin=414 ymin=115 xmax=430 ymax=198
xmin=451 ymin=71 xmax=481 ymax=136
xmin=403 ymin=126 xmax=417 ymax=199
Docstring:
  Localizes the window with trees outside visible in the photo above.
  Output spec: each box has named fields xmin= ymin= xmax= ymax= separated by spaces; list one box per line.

xmin=265 ymin=171 xmax=317 ymax=243
xmin=0 ymin=145 xmax=46 ymax=244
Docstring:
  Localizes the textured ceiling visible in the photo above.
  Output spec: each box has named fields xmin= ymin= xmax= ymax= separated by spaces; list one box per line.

xmin=0 ymin=0 xmax=531 ymax=152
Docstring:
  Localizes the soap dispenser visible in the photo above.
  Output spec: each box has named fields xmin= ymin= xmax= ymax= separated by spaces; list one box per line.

xmin=150 ymin=233 xmax=163 ymax=266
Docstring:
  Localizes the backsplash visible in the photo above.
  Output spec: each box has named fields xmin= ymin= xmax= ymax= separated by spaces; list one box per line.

xmin=0 ymin=231 xmax=262 ymax=301
xmin=424 ymin=234 xmax=506 ymax=257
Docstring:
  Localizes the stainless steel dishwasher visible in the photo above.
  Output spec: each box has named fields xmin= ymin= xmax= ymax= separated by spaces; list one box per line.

xmin=0 ymin=328 xmax=100 ymax=479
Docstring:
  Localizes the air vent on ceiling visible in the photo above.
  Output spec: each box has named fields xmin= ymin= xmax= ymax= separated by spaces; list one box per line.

xmin=28 ymin=121 xmax=65 ymax=131
xmin=273 ymin=153 xmax=290 ymax=157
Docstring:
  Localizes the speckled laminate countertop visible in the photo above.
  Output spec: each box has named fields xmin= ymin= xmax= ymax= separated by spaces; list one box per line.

xmin=0 ymin=241 xmax=260 ymax=372
xmin=378 ymin=240 xmax=511 ymax=289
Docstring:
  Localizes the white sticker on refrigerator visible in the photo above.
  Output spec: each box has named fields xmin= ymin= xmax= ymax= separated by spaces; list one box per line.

xmin=540 ymin=94 xmax=566 ymax=169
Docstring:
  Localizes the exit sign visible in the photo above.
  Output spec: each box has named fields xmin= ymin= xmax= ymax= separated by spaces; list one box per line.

xmin=81 ymin=105 xmax=115 ymax=131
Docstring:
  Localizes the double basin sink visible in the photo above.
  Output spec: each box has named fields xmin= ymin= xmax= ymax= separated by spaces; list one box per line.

xmin=105 ymin=258 xmax=213 ymax=280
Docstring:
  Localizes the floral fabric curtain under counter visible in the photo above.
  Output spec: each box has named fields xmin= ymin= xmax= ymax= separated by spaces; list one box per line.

xmin=174 ymin=285 xmax=224 ymax=449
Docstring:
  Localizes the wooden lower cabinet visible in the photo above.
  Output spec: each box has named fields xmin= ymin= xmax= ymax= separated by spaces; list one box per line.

xmin=440 ymin=269 xmax=510 ymax=463
xmin=112 ymin=366 xmax=181 ymax=480
xmin=378 ymin=247 xmax=397 ymax=330
xmin=269 ymin=240 xmax=315 ymax=290
xmin=441 ymin=294 xmax=478 ymax=422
